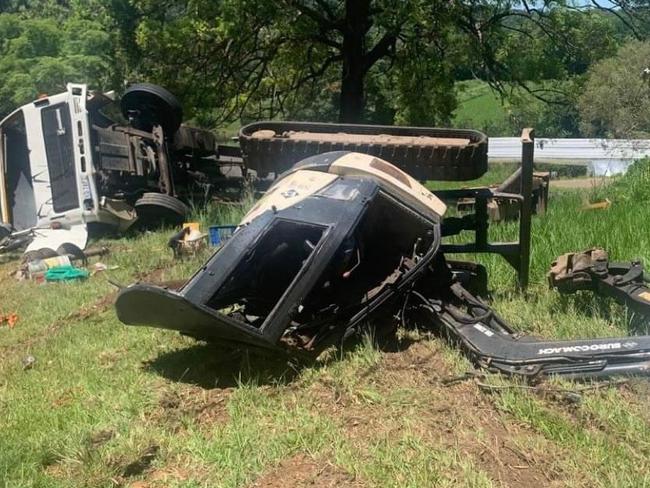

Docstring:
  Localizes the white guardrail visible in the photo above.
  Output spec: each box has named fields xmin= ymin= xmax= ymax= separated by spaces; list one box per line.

xmin=488 ymin=138 xmax=650 ymax=162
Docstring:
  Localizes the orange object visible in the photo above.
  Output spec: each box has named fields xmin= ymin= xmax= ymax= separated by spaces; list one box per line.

xmin=7 ymin=313 xmax=18 ymax=328
xmin=0 ymin=312 xmax=18 ymax=328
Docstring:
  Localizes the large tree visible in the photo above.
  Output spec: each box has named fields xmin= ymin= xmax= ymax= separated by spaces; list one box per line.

xmin=126 ymin=0 xmax=647 ymax=127
xmin=0 ymin=12 xmax=114 ymax=117
xmin=0 ymin=0 xmax=644 ymax=129
xmin=0 ymin=1 xmax=125 ymax=118
xmin=578 ymin=40 xmax=650 ymax=138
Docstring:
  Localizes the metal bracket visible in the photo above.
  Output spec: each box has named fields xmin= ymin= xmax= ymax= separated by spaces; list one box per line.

xmin=548 ymin=249 xmax=650 ymax=316
xmin=435 ymin=128 xmax=535 ymax=290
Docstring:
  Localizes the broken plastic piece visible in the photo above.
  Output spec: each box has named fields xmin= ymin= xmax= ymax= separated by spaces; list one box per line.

xmin=117 ymin=152 xmax=445 ymax=351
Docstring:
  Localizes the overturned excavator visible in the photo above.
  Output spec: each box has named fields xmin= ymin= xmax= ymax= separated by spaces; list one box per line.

xmin=116 ymin=150 xmax=650 ymax=379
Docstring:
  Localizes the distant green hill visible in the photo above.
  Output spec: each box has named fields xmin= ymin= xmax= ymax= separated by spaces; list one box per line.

xmin=452 ymin=80 xmax=510 ymax=134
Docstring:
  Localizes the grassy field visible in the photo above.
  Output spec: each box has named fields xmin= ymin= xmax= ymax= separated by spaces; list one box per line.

xmin=2 ymin=163 xmax=650 ymax=488
xmin=452 ymin=81 xmax=510 ymax=133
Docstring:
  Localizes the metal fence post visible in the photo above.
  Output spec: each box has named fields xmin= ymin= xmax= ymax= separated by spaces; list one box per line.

xmin=519 ymin=128 xmax=534 ymax=290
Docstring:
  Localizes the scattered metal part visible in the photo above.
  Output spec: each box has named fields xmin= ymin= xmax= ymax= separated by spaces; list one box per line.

xmin=456 ymin=168 xmax=550 ymax=222
xmin=410 ymin=256 xmax=650 ymax=379
xmin=435 ymin=129 xmax=535 ymax=289
xmin=549 ymin=248 xmax=650 ymax=316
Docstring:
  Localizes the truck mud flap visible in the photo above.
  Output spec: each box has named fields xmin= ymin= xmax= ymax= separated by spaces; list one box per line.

xmin=411 ymin=281 xmax=650 ymax=379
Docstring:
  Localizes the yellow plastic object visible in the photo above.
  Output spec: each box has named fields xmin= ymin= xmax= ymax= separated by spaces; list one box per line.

xmin=581 ymin=199 xmax=611 ymax=211
xmin=182 ymin=222 xmax=200 ymax=234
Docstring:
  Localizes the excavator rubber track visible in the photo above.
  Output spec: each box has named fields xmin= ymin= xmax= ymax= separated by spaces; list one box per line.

xmin=239 ymin=121 xmax=488 ymax=181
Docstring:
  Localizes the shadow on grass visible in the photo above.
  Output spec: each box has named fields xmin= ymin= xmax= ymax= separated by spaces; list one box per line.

xmin=553 ymin=292 xmax=650 ymax=334
xmin=144 ymin=343 xmax=306 ymax=389
xmin=144 ymin=319 xmax=422 ymax=390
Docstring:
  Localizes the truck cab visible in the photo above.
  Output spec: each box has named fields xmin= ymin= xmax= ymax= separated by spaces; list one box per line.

xmin=0 ymin=84 xmax=99 ymax=250
xmin=0 ymin=83 xmax=228 ymax=256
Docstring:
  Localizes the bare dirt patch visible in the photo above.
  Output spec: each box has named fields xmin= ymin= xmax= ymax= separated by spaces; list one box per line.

xmin=307 ymin=339 xmax=564 ymax=487
xmin=249 ymin=453 xmax=364 ymax=488
xmin=377 ymin=342 xmax=560 ymax=485
xmin=152 ymin=386 xmax=232 ymax=432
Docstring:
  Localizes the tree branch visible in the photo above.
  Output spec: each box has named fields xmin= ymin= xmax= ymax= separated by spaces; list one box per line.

xmin=290 ymin=0 xmax=341 ymax=31
xmin=589 ymin=0 xmax=642 ymax=39
xmin=364 ymin=32 xmax=396 ymax=73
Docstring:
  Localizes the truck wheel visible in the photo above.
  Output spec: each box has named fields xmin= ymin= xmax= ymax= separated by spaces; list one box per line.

xmin=121 ymin=83 xmax=183 ymax=137
xmin=135 ymin=193 xmax=189 ymax=227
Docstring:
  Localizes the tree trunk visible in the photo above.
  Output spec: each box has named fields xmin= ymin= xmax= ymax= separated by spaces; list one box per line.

xmin=339 ymin=0 xmax=370 ymax=123
xmin=339 ymin=61 xmax=365 ymax=123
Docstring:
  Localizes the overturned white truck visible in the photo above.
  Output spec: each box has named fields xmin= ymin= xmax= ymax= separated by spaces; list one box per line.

xmin=0 ymin=83 xmax=233 ymax=258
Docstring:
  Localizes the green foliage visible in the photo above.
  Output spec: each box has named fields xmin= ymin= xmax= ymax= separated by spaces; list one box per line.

xmin=505 ymin=79 xmax=583 ymax=137
xmin=453 ymin=79 xmax=583 ymax=137
xmin=592 ymin=158 xmax=650 ymax=204
xmin=578 ymin=40 xmax=650 ymax=138
xmin=392 ymin=36 xmax=458 ymax=126
xmin=449 ymin=8 xmax=625 ymax=137
xmin=0 ymin=9 xmax=114 ymax=117
xmin=497 ymin=8 xmax=621 ymax=82
xmin=123 ymin=0 xmax=632 ymax=128
xmin=0 ymin=0 xmax=641 ymax=135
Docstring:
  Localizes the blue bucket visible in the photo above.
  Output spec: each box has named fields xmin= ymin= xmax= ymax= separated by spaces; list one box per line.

xmin=209 ymin=225 xmax=237 ymax=247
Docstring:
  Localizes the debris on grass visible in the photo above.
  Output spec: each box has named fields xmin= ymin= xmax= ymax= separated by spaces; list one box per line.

xmin=168 ymin=223 xmax=208 ymax=259
xmin=44 ymin=265 xmax=90 ymax=282
xmin=581 ymin=198 xmax=611 ymax=210
xmin=0 ymin=312 xmax=18 ymax=329
xmin=117 ymin=152 xmax=650 ymax=380
xmin=16 ymin=246 xmax=110 ymax=281
xmin=21 ymin=354 xmax=35 ymax=370
xmin=549 ymin=248 xmax=650 ymax=316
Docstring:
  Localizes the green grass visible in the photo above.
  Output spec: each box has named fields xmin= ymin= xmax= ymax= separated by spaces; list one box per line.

xmin=2 ymin=162 xmax=650 ymax=487
xmin=453 ymin=80 xmax=510 ymax=133
xmin=426 ymin=162 xmax=519 ymax=191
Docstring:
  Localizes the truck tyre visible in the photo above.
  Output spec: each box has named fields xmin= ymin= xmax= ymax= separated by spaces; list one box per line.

xmin=121 ymin=83 xmax=183 ymax=136
xmin=134 ymin=193 xmax=189 ymax=227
